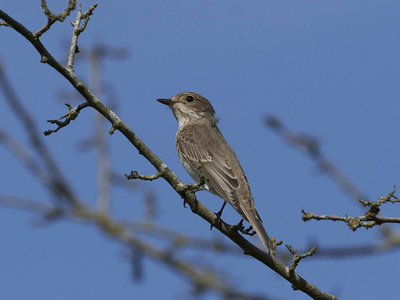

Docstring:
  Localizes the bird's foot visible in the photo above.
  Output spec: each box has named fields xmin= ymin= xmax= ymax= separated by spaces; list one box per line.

xmin=244 ymin=225 xmax=256 ymax=236
xmin=234 ymin=219 xmax=256 ymax=236
xmin=234 ymin=219 xmax=245 ymax=233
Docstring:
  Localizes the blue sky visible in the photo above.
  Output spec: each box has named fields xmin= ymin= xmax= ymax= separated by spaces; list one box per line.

xmin=1 ymin=1 xmax=400 ymax=299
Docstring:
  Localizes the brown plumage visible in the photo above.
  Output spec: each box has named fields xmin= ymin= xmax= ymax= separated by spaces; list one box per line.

xmin=157 ymin=92 xmax=277 ymax=255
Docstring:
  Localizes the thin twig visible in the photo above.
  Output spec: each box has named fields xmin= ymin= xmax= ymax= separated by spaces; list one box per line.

xmin=34 ymin=0 xmax=78 ymax=38
xmin=67 ymin=3 xmax=98 ymax=70
xmin=302 ymin=211 xmax=400 ymax=228
xmin=287 ymin=245 xmax=318 ymax=281
xmin=302 ymin=188 xmax=400 ymax=230
xmin=67 ymin=4 xmax=82 ymax=70
xmin=45 ymin=102 xmax=90 ymax=135
xmin=126 ymin=171 xmax=163 ymax=181
xmin=78 ymin=4 xmax=97 ymax=34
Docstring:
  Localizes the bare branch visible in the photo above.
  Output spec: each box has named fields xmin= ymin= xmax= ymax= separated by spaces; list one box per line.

xmin=360 ymin=186 xmax=399 ymax=207
xmin=302 ymin=188 xmax=400 ymax=230
xmin=303 ymin=211 xmax=400 ymax=228
xmin=287 ymin=245 xmax=318 ymax=280
xmin=44 ymin=102 xmax=90 ymax=135
xmin=67 ymin=4 xmax=82 ymax=70
xmin=126 ymin=171 xmax=163 ymax=181
xmin=67 ymin=4 xmax=98 ymax=70
xmin=78 ymin=4 xmax=97 ymax=34
xmin=34 ymin=0 xmax=78 ymax=38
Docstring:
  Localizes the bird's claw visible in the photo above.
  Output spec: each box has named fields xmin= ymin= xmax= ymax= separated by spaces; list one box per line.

xmin=244 ymin=225 xmax=256 ymax=236
xmin=234 ymin=220 xmax=256 ymax=236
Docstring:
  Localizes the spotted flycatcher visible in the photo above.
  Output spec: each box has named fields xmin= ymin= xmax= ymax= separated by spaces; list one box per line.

xmin=157 ymin=92 xmax=276 ymax=255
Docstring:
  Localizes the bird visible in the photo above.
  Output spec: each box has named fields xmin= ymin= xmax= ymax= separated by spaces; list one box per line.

xmin=157 ymin=92 xmax=277 ymax=255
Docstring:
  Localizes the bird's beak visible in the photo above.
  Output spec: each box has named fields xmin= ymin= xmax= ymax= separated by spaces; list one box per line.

xmin=157 ymin=98 xmax=173 ymax=106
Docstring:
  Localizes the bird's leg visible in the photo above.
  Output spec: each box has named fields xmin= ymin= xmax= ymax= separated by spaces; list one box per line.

xmin=244 ymin=225 xmax=256 ymax=236
xmin=210 ymin=201 xmax=227 ymax=230
xmin=234 ymin=219 xmax=245 ymax=232
xmin=215 ymin=201 xmax=227 ymax=220
xmin=234 ymin=219 xmax=256 ymax=236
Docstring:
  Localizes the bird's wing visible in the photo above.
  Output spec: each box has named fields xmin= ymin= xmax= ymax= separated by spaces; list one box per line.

xmin=177 ymin=123 xmax=277 ymax=254
xmin=176 ymin=125 xmax=240 ymax=206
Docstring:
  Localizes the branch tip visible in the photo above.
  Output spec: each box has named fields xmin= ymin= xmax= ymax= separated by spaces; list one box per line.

xmin=287 ymin=244 xmax=318 ymax=277
xmin=35 ymin=0 xmax=78 ymax=38
xmin=304 ymin=188 xmax=400 ymax=230
xmin=109 ymin=124 xmax=117 ymax=135
xmin=126 ymin=171 xmax=162 ymax=181
xmin=67 ymin=3 xmax=98 ymax=70
xmin=44 ymin=102 xmax=89 ymax=136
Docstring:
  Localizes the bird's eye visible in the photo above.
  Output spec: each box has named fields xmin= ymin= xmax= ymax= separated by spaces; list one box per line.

xmin=186 ymin=96 xmax=194 ymax=102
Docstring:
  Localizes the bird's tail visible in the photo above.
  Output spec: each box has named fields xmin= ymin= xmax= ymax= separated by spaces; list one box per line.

xmin=241 ymin=206 xmax=277 ymax=255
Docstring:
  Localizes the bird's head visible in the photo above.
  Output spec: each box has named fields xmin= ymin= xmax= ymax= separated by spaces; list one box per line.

xmin=157 ymin=92 xmax=217 ymax=127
